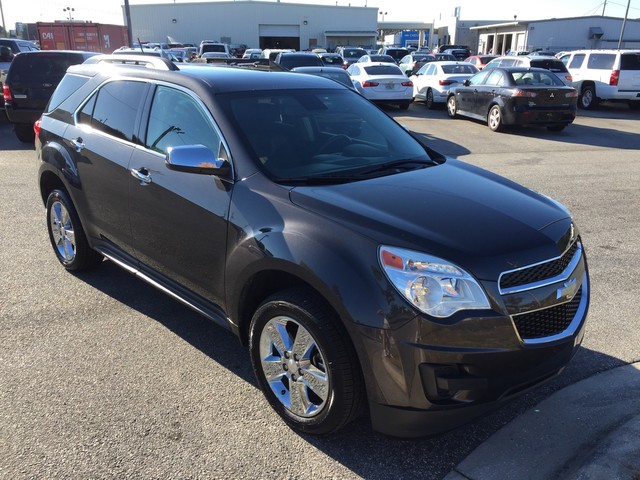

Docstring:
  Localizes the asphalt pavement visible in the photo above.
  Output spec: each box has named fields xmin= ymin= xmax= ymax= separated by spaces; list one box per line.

xmin=2 ymin=104 xmax=639 ymax=479
xmin=445 ymin=362 xmax=640 ymax=480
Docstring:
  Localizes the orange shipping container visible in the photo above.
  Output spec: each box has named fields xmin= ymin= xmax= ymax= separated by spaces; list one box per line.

xmin=37 ymin=22 xmax=129 ymax=54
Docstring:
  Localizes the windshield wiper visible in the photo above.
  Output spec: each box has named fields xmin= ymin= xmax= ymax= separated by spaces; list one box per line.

xmin=276 ymin=159 xmax=438 ymax=185
xmin=276 ymin=175 xmax=363 ymax=185
xmin=357 ymin=158 xmax=438 ymax=175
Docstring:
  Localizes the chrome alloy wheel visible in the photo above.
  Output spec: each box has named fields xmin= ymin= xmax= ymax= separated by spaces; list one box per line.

xmin=50 ymin=200 xmax=76 ymax=262
xmin=259 ymin=316 xmax=329 ymax=418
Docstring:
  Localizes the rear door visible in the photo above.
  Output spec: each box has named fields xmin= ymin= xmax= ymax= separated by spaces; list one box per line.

xmin=128 ymin=84 xmax=233 ymax=305
xmin=65 ymin=79 xmax=149 ymax=254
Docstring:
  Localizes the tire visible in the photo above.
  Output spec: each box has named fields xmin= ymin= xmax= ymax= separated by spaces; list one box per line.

xmin=547 ymin=125 xmax=566 ymax=132
xmin=46 ymin=189 xmax=102 ymax=271
xmin=578 ymin=85 xmax=598 ymax=110
xmin=447 ymin=95 xmax=458 ymax=118
xmin=398 ymin=101 xmax=410 ymax=110
xmin=488 ymin=105 xmax=503 ymax=132
xmin=425 ymin=89 xmax=435 ymax=109
xmin=14 ymin=123 xmax=35 ymax=143
xmin=249 ymin=288 xmax=364 ymax=435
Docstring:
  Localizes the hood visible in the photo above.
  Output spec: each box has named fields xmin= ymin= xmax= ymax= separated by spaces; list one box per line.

xmin=289 ymin=158 xmax=573 ymax=281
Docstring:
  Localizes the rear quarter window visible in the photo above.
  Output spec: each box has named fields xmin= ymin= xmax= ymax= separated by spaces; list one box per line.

xmin=587 ymin=54 xmax=615 ymax=69
xmin=46 ymin=73 xmax=91 ymax=112
xmin=620 ymin=53 xmax=640 ymax=70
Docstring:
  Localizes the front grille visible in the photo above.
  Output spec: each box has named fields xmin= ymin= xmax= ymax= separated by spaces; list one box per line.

xmin=512 ymin=287 xmax=582 ymax=340
xmin=500 ymin=240 xmax=579 ymax=290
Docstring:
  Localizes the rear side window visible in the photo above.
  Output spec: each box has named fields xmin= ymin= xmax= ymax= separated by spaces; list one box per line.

xmin=587 ymin=54 xmax=615 ymax=69
xmin=568 ymin=54 xmax=585 ymax=69
xmin=79 ymin=81 xmax=147 ymax=142
xmin=620 ymin=53 xmax=640 ymax=70
xmin=47 ymin=73 xmax=91 ymax=112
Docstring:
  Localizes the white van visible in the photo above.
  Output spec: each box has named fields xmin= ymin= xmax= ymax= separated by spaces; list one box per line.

xmin=558 ymin=49 xmax=640 ymax=110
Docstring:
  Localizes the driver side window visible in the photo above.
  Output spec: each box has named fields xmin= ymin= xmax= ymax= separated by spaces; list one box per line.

xmin=146 ymin=86 xmax=224 ymax=157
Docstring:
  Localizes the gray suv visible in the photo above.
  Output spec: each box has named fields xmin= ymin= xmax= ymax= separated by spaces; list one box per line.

xmin=34 ymin=54 xmax=589 ymax=438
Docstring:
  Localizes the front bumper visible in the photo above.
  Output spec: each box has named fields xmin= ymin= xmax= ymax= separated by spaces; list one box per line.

xmin=359 ymin=241 xmax=589 ymax=437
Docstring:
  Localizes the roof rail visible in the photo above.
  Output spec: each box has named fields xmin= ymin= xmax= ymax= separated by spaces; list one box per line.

xmin=84 ymin=54 xmax=179 ymax=71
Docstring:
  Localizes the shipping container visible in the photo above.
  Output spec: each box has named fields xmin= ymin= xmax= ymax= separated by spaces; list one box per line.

xmin=36 ymin=22 xmax=129 ymax=54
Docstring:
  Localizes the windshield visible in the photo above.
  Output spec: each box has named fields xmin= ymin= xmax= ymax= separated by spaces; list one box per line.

xmin=223 ymin=89 xmax=434 ymax=183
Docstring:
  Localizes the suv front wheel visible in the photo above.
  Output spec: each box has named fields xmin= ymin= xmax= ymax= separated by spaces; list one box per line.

xmin=249 ymin=288 xmax=364 ymax=435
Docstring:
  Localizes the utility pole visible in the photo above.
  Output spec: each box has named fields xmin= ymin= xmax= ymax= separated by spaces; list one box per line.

xmin=617 ymin=0 xmax=631 ymax=49
xmin=124 ymin=0 xmax=133 ymax=47
xmin=602 ymin=0 xmax=607 ymax=16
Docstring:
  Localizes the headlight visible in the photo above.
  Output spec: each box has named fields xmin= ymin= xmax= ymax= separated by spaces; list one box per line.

xmin=379 ymin=246 xmax=490 ymax=318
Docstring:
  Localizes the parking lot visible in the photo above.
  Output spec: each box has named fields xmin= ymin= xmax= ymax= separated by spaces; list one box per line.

xmin=1 ymin=103 xmax=639 ymax=479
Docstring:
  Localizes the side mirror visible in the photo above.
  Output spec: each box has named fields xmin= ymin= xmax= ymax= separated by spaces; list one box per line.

xmin=166 ymin=144 xmax=231 ymax=177
xmin=463 ymin=79 xmax=471 ymax=86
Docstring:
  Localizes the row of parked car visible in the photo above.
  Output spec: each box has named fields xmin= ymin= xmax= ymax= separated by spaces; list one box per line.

xmin=3 ymin=44 xmax=639 ymax=143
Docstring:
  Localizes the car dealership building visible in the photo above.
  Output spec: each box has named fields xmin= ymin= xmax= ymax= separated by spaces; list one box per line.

xmin=127 ymin=1 xmax=380 ymax=51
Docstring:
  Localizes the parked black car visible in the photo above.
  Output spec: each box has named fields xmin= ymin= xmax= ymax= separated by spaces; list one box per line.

xmin=273 ymin=52 xmax=323 ymax=70
xmin=447 ymin=66 xmax=579 ymax=132
xmin=36 ymin=55 xmax=589 ymax=438
xmin=4 ymin=50 xmax=97 ymax=142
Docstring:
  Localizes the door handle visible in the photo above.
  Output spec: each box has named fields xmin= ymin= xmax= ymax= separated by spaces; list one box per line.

xmin=70 ymin=137 xmax=85 ymax=152
xmin=130 ymin=167 xmax=152 ymax=185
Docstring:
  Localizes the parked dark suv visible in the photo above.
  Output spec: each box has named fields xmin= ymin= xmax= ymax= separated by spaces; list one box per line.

xmin=36 ymin=54 xmax=590 ymax=438
xmin=3 ymin=50 xmax=97 ymax=142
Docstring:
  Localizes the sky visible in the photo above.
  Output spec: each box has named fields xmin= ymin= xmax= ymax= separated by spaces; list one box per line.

xmin=1 ymin=0 xmax=638 ymax=31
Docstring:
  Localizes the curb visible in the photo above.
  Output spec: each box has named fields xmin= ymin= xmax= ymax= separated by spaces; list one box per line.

xmin=444 ymin=362 xmax=640 ymax=480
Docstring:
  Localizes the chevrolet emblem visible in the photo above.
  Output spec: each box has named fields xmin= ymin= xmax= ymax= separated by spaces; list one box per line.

xmin=557 ymin=278 xmax=578 ymax=300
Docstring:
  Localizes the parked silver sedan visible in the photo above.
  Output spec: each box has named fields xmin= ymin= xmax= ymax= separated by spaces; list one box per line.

xmin=346 ymin=62 xmax=414 ymax=109
xmin=411 ymin=61 xmax=478 ymax=108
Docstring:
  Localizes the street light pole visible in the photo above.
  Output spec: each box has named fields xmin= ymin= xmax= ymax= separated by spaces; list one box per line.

xmin=0 ymin=0 xmax=7 ymax=37
xmin=63 ymin=6 xmax=75 ymax=21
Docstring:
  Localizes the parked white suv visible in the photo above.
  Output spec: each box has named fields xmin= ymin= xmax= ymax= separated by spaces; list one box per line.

xmin=559 ymin=49 xmax=640 ymax=110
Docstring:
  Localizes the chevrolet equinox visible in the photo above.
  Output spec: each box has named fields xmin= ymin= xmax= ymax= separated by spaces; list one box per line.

xmin=35 ymin=55 xmax=590 ymax=437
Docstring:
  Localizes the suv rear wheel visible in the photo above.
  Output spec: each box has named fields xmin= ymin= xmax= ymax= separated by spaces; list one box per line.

xmin=249 ymin=288 xmax=364 ymax=435
xmin=579 ymin=85 xmax=598 ymax=110
xmin=15 ymin=123 xmax=35 ymax=143
xmin=46 ymin=189 xmax=102 ymax=271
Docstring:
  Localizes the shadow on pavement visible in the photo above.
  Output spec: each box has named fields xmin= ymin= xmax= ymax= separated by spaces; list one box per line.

xmin=72 ymin=260 xmax=627 ymax=479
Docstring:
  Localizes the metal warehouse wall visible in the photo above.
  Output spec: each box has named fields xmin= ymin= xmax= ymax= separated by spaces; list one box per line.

xmin=527 ymin=16 xmax=640 ymax=50
xmin=128 ymin=1 xmax=378 ymax=49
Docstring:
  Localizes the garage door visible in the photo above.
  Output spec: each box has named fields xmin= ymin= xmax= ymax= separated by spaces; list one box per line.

xmin=259 ymin=25 xmax=300 ymax=37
